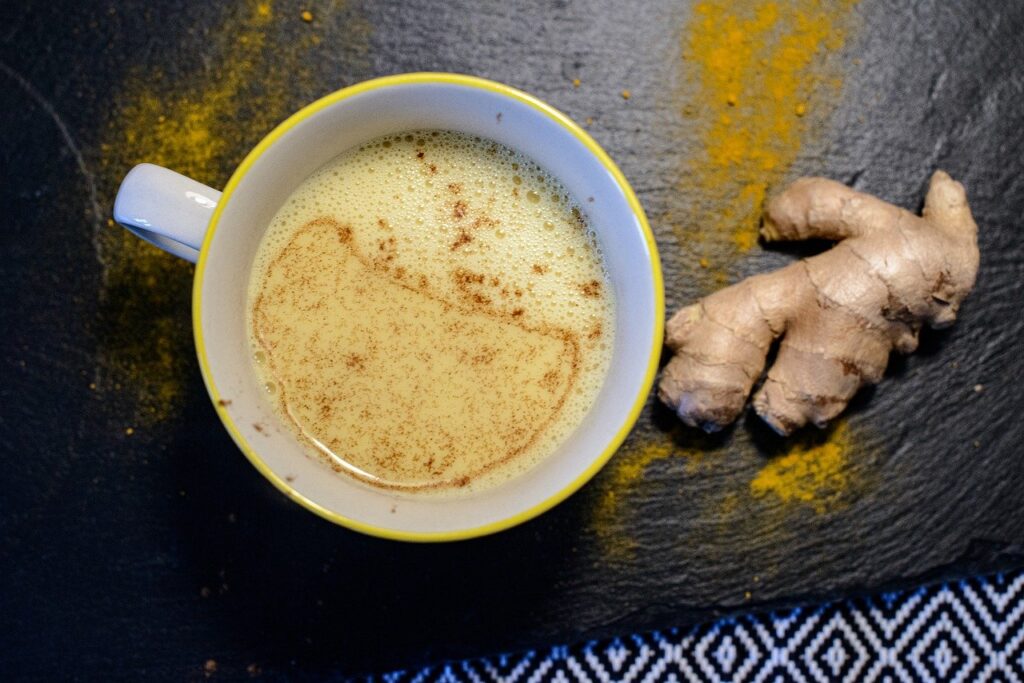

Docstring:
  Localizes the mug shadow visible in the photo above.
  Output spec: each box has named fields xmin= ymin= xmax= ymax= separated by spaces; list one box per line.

xmin=168 ymin=372 xmax=579 ymax=676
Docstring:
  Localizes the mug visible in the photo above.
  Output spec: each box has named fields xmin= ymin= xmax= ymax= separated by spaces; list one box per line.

xmin=114 ymin=73 xmax=663 ymax=541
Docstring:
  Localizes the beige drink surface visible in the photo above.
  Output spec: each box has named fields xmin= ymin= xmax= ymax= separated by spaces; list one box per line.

xmin=247 ymin=130 xmax=615 ymax=495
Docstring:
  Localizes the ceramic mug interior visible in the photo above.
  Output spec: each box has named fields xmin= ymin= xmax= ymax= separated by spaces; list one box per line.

xmin=195 ymin=74 xmax=663 ymax=540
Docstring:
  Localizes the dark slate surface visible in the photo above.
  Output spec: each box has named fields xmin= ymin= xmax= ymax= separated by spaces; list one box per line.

xmin=1 ymin=0 xmax=1022 ymax=679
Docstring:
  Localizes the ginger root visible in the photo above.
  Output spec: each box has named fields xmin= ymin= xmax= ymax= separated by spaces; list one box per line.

xmin=659 ymin=171 xmax=980 ymax=435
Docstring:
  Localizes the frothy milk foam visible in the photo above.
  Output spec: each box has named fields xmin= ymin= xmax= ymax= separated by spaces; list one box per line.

xmin=247 ymin=130 xmax=615 ymax=496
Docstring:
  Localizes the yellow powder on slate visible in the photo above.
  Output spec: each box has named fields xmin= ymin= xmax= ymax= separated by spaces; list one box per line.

xmin=587 ymin=0 xmax=863 ymax=560
xmin=95 ymin=1 xmax=370 ymax=424
xmin=591 ymin=440 xmax=673 ymax=559
xmin=590 ymin=435 xmax=724 ymax=560
xmin=677 ymin=0 xmax=858 ymax=281
xmin=750 ymin=420 xmax=854 ymax=513
xmin=110 ymin=1 xmax=287 ymax=185
xmin=719 ymin=491 xmax=740 ymax=515
xmin=617 ymin=442 xmax=675 ymax=489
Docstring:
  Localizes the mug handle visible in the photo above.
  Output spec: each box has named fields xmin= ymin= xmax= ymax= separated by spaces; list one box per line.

xmin=113 ymin=163 xmax=223 ymax=263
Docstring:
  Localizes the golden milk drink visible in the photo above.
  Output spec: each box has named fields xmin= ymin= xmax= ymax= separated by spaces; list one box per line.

xmin=248 ymin=130 xmax=615 ymax=496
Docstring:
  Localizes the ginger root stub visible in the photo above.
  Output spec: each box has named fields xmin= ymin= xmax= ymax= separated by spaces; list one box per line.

xmin=659 ymin=171 xmax=980 ymax=436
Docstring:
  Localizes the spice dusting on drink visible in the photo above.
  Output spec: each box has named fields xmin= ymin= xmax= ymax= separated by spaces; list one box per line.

xmin=248 ymin=131 xmax=615 ymax=496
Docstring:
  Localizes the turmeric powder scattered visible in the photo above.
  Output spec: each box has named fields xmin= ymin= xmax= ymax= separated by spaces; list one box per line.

xmin=590 ymin=440 xmax=674 ymax=559
xmin=677 ymin=0 xmax=859 ymax=278
xmin=587 ymin=0 xmax=866 ymax=558
xmin=96 ymin=1 xmax=371 ymax=425
xmin=750 ymin=421 xmax=855 ymax=513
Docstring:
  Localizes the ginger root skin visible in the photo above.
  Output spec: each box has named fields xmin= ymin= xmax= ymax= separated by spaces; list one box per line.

xmin=658 ymin=171 xmax=980 ymax=436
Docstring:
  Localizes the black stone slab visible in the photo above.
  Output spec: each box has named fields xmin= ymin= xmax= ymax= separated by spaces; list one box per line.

xmin=1 ymin=0 xmax=1022 ymax=679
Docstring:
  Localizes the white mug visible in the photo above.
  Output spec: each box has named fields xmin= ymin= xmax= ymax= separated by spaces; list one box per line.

xmin=114 ymin=73 xmax=663 ymax=541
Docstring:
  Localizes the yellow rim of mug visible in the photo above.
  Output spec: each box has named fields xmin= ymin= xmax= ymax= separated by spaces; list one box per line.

xmin=193 ymin=72 xmax=664 ymax=542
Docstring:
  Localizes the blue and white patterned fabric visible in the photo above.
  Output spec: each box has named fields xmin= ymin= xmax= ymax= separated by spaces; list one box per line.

xmin=374 ymin=570 xmax=1024 ymax=682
